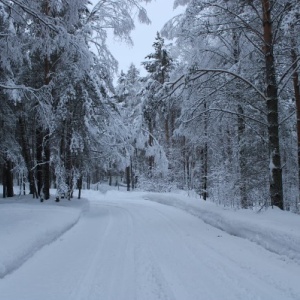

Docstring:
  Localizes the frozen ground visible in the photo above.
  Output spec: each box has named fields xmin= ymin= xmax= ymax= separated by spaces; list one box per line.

xmin=0 ymin=187 xmax=300 ymax=300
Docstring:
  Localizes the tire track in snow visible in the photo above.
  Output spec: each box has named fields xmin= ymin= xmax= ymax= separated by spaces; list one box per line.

xmin=101 ymin=203 xmax=177 ymax=300
xmin=0 ymin=198 xmax=300 ymax=300
xmin=127 ymin=201 xmax=300 ymax=300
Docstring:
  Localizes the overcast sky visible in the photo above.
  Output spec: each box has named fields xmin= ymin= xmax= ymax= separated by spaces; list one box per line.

xmin=107 ymin=0 xmax=185 ymax=77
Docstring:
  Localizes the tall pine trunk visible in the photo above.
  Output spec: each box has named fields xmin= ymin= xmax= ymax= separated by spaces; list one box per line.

xmin=42 ymin=130 xmax=50 ymax=200
xmin=3 ymin=159 xmax=14 ymax=198
xmin=262 ymin=0 xmax=284 ymax=209
xmin=77 ymin=175 xmax=83 ymax=199
xmin=290 ymin=25 xmax=300 ymax=200
xmin=202 ymin=99 xmax=208 ymax=200
xmin=232 ymin=30 xmax=247 ymax=208
xmin=126 ymin=166 xmax=131 ymax=191
xmin=131 ymin=159 xmax=135 ymax=190
xmin=238 ymin=105 xmax=247 ymax=208
xmin=65 ymin=126 xmax=73 ymax=200
xmin=36 ymin=126 xmax=43 ymax=198
xmin=148 ymin=118 xmax=155 ymax=174
xmin=40 ymin=0 xmax=51 ymax=200
xmin=36 ymin=127 xmax=50 ymax=200
xmin=18 ymin=114 xmax=35 ymax=194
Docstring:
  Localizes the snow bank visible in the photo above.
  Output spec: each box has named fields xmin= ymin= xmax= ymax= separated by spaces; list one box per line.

xmin=0 ymin=196 xmax=86 ymax=278
xmin=2 ymin=187 xmax=299 ymax=281
xmin=143 ymin=192 xmax=300 ymax=263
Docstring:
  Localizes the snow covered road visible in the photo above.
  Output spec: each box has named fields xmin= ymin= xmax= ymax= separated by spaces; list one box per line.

xmin=0 ymin=194 xmax=300 ymax=300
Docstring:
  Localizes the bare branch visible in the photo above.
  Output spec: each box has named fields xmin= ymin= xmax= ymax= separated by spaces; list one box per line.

xmin=190 ymin=68 xmax=266 ymax=100
xmin=182 ymin=107 xmax=268 ymax=127
xmin=0 ymin=0 xmax=59 ymax=33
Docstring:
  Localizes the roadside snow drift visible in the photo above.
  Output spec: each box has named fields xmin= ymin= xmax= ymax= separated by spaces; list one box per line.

xmin=143 ymin=192 xmax=300 ymax=263
xmin=0 ymin=198 xmax=84 ymax=278
xmin=0 ymin=189 xmax=300 ymax=300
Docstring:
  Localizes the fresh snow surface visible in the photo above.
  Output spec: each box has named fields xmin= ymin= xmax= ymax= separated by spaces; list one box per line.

xmin=0 ymin=188 xmax=300 ymax=300
xmin=0 ymin=194 xmax=85 ymax=278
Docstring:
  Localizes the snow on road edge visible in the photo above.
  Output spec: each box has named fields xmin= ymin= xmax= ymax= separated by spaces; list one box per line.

xmin=143 ymin=192 xmax=300 ymax=263
xmin=1 ymin=188 xmax=299 ymax=281
xmin=0 ymin=198 xmax=87 ymax=278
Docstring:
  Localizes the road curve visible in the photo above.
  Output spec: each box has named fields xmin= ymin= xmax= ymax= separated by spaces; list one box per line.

xmin=0 ymin=196 xmax=299 ymax=300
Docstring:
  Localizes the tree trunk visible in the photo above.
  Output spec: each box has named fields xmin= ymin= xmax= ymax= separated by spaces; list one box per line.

xmin=36 ymin=126 xmax=43 ymax=198
xmin=6 ymin=160 xmax=14 ymax=197
xmin=77 ymin=175 xmax=82 ymax=199
xmin=43 ymin=130 xmax=50 ymax=199
xmin=18 ymin=115 xmax=35 ymax=194
xmin=64 ymin=120 xmax=73 ymax=200
xmin=262 ymin=0 xmax=284 ymax=209
xmin=238 ymin=105 xmax=248 ymax=208
xmin=3 ymin=159 xmax=14 ymax=198
xmin=126 ymin=166 xmax=131 ymax=191
xmin=186 ymin=155 xmax=190 ymax=189
xmin=148 ymin=118 xmax=154 ymax=174
xmin=182 ymin=136 xmax=186 ymax=187
xmin=2 ymin=177 xmax=5 ymax=198
xmin=35 ymin=43 xmax=52 ymax=201
xmin=290 ymin=27 xmax=300 ymax=200
xmin=232 ymin=29 xmax=247 ymax=208
xmin=65 ymin=147 xmax=73 ymax=200
xmin=41 ymin=0 xmax=51 ymax=200
xmin=35 ymin=128 xmax=50 ymax=200
xmin=165 ymin=116 xmax=170 ymax=163
xmin=87 ymin=174 xmax=91 ymax=190
xmin=202 ymin=99 xmax=208 ymax=200
xmin=201 ymin=145 xmax=208 ymax=200
xmin=131 ymin=159 xmax=134 ymax=190
xmin=108 ymin=171 xmax=112 ymax=186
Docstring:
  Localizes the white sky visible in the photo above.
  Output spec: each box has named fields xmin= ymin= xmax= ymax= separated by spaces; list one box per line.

xmin=107 ymin=0 xmax=185 ymax=77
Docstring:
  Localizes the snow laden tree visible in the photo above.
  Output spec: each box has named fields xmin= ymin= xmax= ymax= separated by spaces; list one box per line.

xmin=162 ymin=1 xmax=260 ymax=203
xmin=115 ymin=63 xmax=166 ymax=191
xmin=114 ymin=64 xmax=143 ymax=190
xmin=142 ymin=32 xmax=173 ymax=85
xmin=160 ymin=0 xmax=300 ymax=209
xmin=0 ymin=0 xmax=152 ymax=199
xmin=140 ymin=33 xmax=172 ymax=188
xmin=0 ymin=2 xmax=29 ymax=197
xmin=280 ymin=1 xmax=300 ymax=209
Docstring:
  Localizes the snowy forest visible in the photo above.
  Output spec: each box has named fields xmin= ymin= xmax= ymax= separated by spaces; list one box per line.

xmin=1 ymin=0 xmax=300 ymax=213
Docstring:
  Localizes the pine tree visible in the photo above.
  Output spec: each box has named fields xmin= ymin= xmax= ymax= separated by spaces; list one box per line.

xmin=142 ymin=32 xmax=173 ymax=84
